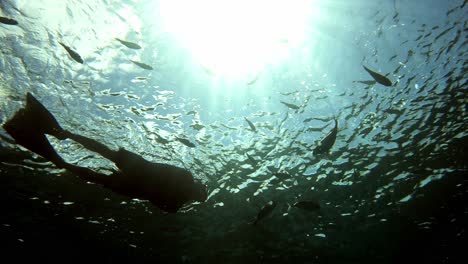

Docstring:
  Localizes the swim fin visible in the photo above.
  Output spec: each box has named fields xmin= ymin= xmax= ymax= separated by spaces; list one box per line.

xmin=3 ymin=105 xmax=66 ymax=167
xmin=22 ymin=92 xmax=66 ymax=139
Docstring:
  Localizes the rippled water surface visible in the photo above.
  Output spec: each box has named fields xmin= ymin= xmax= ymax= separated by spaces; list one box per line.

xmin=0 ymin=0 xmax=466 ymax=263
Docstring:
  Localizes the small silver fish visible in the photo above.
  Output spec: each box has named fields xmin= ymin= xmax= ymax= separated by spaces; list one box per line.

xmin=245 ymin=152 xmax=256 ymax=164
xmin=202 ymin=65 xmax=215 ymax=76
xmin=363 ymin=65 xmax=392 ymax=86
xmin=177 ymin=137 xmax=195 ymax=148
xmin=115 ymin=38 xmax=141 ymax=49
xmin=244 ymin=117 xmax=256 ymax=132
xmin=130 ymin=60 xmax=153 ymax=70
xmin=247 ymin=73 xmax=260 ymax=85
xmin=313 ymin=118 xmax=338 ymax=155
xmin=353 ymin=80 xmax=377 ymax=86
xmin=280 ymin=101 xmax=300 ymax=110
xmin=59 ymin=42 xmax=84 ymax=64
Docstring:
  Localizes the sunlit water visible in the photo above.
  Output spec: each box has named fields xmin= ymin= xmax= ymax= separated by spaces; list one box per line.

xmin=0 ymin=0 xmax=466 ymax=263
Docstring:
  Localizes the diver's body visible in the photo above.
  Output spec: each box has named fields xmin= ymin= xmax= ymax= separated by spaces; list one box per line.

xmin=3 ymin=93 xmax=207 ymax=213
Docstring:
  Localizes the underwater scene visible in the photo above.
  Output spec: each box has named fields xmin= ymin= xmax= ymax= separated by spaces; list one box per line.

xmin=0 ymin=0 xmax=466 ymax=263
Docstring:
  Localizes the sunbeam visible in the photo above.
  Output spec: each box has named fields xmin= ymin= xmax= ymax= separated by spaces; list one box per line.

xmin=159 ymin=0 xmax=319 ymax=78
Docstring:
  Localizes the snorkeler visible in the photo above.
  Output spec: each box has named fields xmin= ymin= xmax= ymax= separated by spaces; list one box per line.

xmin=2 ymin=93 xmax=207 ymax=213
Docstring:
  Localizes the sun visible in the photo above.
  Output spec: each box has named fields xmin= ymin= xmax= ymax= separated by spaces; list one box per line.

xmin=159 ymin=0 xmax=316 ymax=78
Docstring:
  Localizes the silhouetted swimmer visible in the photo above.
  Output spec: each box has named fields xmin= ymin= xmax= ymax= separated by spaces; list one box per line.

xmin=2 ymin=93 xmax=207 ymax=213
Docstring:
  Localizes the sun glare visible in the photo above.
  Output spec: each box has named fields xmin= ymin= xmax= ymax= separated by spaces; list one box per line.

xmin=159 ymin=0 xmax=315 ymax=78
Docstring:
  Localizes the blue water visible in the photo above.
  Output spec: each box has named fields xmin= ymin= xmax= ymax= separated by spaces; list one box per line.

xmin=0 ymin=0 xmax=466 ymax=263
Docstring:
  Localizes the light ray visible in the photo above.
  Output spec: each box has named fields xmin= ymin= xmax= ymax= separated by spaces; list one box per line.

xmin=159 ymin=0 xmax=319 ymax=78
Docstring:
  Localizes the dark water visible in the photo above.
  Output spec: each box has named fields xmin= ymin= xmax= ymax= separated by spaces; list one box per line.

xmin=0 ymin=0 xmax=467 ymax=263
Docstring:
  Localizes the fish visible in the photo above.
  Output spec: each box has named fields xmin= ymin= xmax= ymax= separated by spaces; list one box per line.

xmin=352 ymin=169 xmax=360 ymax=181
xmin=115 ymin=38 xmax=141 ymax=49
xmin=155 ymin=134 xmax=170 ymax=145
xmin=59 ymin=42 xmax=84 ymax=64
xmin=353 ymin=80 xmax=377 ymax=86
xmin=293 ymin=200 xmax=321 ymax=211
xmin=280 ymin=101 xmax=300 ymax=110
xmin=0 ymin=16 xmax=18 ymax=25
xmin=244 ymin=117 xmax=256 ymax=132
xmin=131 ymin=76 xmax=149 ymax=83
xmin=177 ymin=137 xmax=195 ymax=148
xmin=202 ymin=65 xmax=215 ymax=76
xmin=280 ymin=91 xmax=298 ymax=96
xmin=274 ymin=172 xmax=291 ymax=180
xmin=245 ymin=153 xmax=256 ymax=163
xmin=363 ymin=65 xmax=392 ymax=86
xmin=252 ymin=200 xmax=277 ymax=225
xmin=247 ymin=73 xmax=260 ymax=86
xmin=130 ymin=60 xmax=153 ymax=70
xmin=313 ymin=118 xmax=338 ymax=155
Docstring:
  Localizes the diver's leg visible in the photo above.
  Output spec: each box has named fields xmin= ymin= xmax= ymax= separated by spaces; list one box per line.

xmin=17 ymin=93 xmax=120 ymax=164
xmin=3 ymin=94 xmax=119 ymax=190
xmin=62 ymin=131 xmax=151 ymax=175
xmin=60 ymin=162 xmax=113 ymax=186
xmin=62 ymin=131 xmax=119 ymax=162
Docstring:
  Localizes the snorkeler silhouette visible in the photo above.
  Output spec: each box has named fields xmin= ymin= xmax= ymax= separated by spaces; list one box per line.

xmin=3 ymin=93 xmax=207 ymax=213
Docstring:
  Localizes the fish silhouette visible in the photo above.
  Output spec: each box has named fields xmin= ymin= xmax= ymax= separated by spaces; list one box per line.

xmin=363 ymin=65 xmax=392 ymax=86
xmin=252 ymin=200 xmax=277 ymax=225
xmin=313 ymin=119 xmax=338 ymax=155
xmin=115 ymin=38 xmax=141 ymax=49
xmin=59 ymin=42 xmax=84 ymax=64
xmin=244 ymin=117 xmax=257 ymax=132
xmin=0 ymin=16 xmax=18 ymax=25
xmin=280 ymin=101 xmax=300 ymax=110
xmin=130 ymin=60 xmax=153 ymax=70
